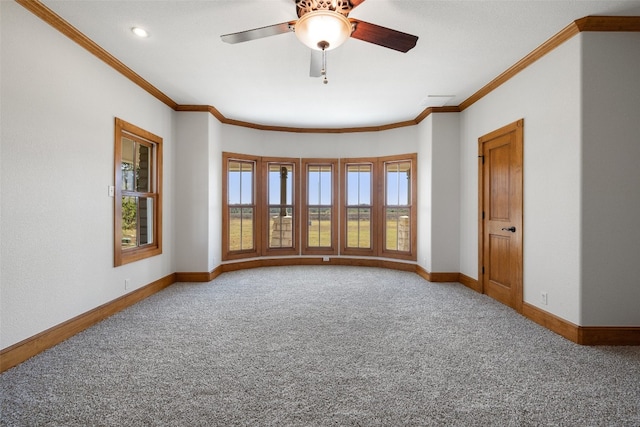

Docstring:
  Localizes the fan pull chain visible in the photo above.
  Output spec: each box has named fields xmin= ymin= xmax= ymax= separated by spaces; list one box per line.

xmin=322 ymin=47 xmax=328 ymax=84
xmin=317 ymin=40 xmax=329 ymax=84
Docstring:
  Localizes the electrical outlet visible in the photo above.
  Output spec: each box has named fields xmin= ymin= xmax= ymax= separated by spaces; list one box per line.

xmin=125 ymin=278 xmax=131 ymax=290
xmin=108 ymin=185 xmax=115 ymax=197
xmin=323 ymin=256 xmax=330 ymax=262
xmin=541 ymin=292 xmax=548 ymax=305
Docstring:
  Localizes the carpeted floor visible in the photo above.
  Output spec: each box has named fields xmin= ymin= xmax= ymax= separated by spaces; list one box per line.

xmin=1 ymin=266 xmax=639 ymax=426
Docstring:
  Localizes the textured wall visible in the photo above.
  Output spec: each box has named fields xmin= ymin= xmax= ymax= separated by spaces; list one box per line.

xmin=458 ymin=35 xmax=583 ymax=323
xmin=0 ymin=3 xmax=176 ymax=348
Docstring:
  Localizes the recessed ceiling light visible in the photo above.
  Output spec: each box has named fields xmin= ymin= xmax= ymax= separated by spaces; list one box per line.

xmin=131 ymin=27 xmax=149 ymax=38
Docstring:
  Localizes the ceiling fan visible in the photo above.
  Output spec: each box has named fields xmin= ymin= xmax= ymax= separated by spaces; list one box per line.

xmin=221 ymin=0 xmax=418 ymax=83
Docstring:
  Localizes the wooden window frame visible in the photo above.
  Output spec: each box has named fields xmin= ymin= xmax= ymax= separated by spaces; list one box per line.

xmin=340 ymin=154 xmax=417 ymax=261
xmin=341 ymin=157 xmax=378 ymax=257
xmin=301 ymin=158 xmax=339 ymax=256
xmin=222 ymin=152 xmax=262 ymax=261
xmin=380 ymin=153 xmax=417 ymax=261
xmin=261 ymin=157 xmax=301 ymax=257
xmin=222 ymin=152 xmax=417 ymax=262
xmin=114 ymin=118 xmax=163 ymax=267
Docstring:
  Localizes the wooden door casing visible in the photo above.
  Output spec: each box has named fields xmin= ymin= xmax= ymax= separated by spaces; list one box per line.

xmin=478 ymin=119 xmax=523 ymax=313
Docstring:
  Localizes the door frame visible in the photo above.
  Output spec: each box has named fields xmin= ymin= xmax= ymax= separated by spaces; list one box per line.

xmin=478 ymin=119 xmax=524 ymax=313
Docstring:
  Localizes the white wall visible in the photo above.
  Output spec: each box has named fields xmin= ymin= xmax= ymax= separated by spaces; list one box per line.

xmin=0 ymin=3 xmax=176 ymax=348
xmin=431 ymin=114 xmax=461 ymax=273
xmin=580 ymin=32 xmax=640 ymax=325
xmin=459 ymin=35 xmax=583 ymax=323
xmin=417 ymin=114 xmax=460 ymax=273
xmin=175 ymin=113 xmax=210 ymax=272
xmin=208 ymin=114 xmax=223 ymax=271
xmin=417 ymin=117 xmax=434 ymax=271
xmin=220 ymin=125 xmax=419 ymax=159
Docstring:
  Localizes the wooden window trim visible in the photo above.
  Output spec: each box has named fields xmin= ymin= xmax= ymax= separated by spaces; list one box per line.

xmin=114 ymin=118 xmax=163 ymax=267
xmin=301 ymin=158 xmax=339 ymax=256
xmin=261 ymin=157 xmax=301 ymax=257
xmin=222 ymin=152 xmax=262 ymax=261
xmin=341 ymin=157 xmax=378 ymax=257
xmin=222 ymin=152 xmax=417 ymax=262
xmin=379 ymin=153 xmax=417 ymax=261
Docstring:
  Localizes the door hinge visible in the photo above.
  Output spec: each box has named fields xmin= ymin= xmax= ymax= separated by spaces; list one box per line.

xmin=478 ymin=155 xmax=485 ymax=164
xmin=482 ymin=266 xmax=485 ymax=274
xmin=482 ymin=211 xmax=485 ymax=220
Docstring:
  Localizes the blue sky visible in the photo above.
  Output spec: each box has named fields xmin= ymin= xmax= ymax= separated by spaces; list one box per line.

xmin=228 ymin=167 xmax=410 ymax=206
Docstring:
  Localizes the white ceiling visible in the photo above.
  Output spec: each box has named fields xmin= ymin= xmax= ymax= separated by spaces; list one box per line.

xmin=41 ymin=0 xmax=640 ymax=129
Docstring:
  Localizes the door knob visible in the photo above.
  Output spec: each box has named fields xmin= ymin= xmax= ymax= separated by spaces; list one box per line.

xmin=501 ymin=226 xmax=516 ymax=232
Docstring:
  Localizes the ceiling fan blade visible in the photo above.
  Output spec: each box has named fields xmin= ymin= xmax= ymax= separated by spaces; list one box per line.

xmin=221 ymin=21 xmax=295 ymax=44
xmin=349 ymin=19 xmax=418 ymax=53
xmin=350 ymin=0 xmax=367 ymax=8
xmin=310 ymin=50 xmax=322 ymax=77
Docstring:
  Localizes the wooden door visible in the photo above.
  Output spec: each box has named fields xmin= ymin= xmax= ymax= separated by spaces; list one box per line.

xmin=478 ymin=119 xmax=523 ymax=312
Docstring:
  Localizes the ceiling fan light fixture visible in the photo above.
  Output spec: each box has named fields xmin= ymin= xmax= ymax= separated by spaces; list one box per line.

xmin=294 ymin=10 xmax=352 ymax=51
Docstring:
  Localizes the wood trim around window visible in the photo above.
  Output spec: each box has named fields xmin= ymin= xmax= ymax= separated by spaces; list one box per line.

xmin=301 ymin=158 xmax=339 ymax=256
xmin=340 ymin=154 xmax=417 ymax=260
xmin=261 ymin=157 xmax=301 ymax=257
xmin=114 ymin=118 xmax=163 ymax=267
xmin=340 ymin=157 xmax=378 ymax=257
xmin=379 ymin=153 xmax=418 ymax=261
xmin=222 ymin=152 xmax=262 ymax=261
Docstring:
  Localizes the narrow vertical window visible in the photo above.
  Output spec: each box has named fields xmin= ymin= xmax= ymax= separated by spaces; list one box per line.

xmin=227 ymin=160 xmax=256 ymax=252
xmin=380 ymin=154 xmax=416 ymax=260
xmin=307 ymin=165 xmax=332 ymax=247
xmin=223 ymin=153 xmax=261 ymax=260
xmin=302 ymin=160 xmax=338 ymax=255
xmin=114 ymin=118 xmax=162 ymax=266
xmin=265 ymin=160 xmax=298 ymax=254
xmin=384 ymin=161 xmax=412 ymax=252
xmin=344 ymin=162 xmax=374 ymax=252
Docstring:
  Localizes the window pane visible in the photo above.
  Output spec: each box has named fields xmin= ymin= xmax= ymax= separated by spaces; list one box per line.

xmin=269 ymin=206 xmax=293 ymax=248
xmin=308 ymin=165 xmax=332 ymax=205
xmin=228 ymin=161 xmax=241 ymax=204
xmin=121 ymin=137 xmax=135 ymax=191
xmin=138 ymin=197 xmax=154 ymax=245
xmin=228 ymin=161 xmax=254 ymax=205
xmin=386 ymin=161 xmax=411 ymax=206
xmin=269 ymin=164 xmax=293 ymax=205
xmin=347 ymin=164 xmax=371 ymax=206
xmin=346 ymin=207 xmax=371 ymax=249
xmin=240 ymin=162 xmax=254 ymax=205
xmin=268 ymin=163 xmax=294 ymax=249
xmin=229 ymin=207 xmax=254 ymax=251
xmin=385 ymin=207 xmax=411 ymax=252
xmin=136 ymin=144 xmax=151 ymax=192
xmin=121 ymin=196 xmax=137 ymax=248
xmin=308 ymin=207 xmax=332 ymax=247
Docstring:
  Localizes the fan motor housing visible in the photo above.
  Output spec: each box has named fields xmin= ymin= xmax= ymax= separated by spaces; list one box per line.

xmin=296 ymin=0 xmax=353 ymax=18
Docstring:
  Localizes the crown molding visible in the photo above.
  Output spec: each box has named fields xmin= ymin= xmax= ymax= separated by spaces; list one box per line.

xmin=458 ymin=16 xmax=640 ymax=111
xmin=16 ymin=2 xmax=640 ymax=133
xmin=15 ymin=0 xmax=178 ymax=110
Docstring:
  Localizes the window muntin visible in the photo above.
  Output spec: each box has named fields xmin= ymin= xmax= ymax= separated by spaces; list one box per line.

xmin=114 ymin=118 xmax=162 ymax=266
